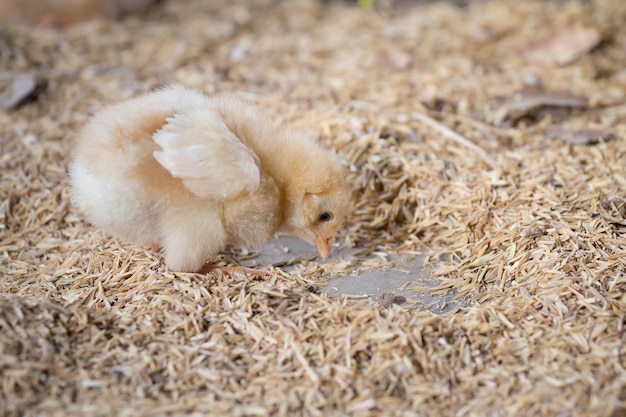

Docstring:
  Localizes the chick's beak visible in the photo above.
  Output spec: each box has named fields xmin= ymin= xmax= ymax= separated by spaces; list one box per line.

xmin=314 ymin=235 xmax=332 ymax=261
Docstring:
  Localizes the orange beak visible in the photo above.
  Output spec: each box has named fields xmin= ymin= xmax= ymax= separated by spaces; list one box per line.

xmin=314 ymin=235 xmax=332 ymax=261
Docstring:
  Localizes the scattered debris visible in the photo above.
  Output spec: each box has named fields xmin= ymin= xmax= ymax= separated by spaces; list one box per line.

xmin=377 ymin=292 xmax=407 ymax=307
xmin=520 ymin=225 xmax=546 ymax=238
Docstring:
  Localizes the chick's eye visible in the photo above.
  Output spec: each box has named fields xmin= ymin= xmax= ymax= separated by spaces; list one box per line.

xmin=318 ymin=212 xmax=332 ymax=222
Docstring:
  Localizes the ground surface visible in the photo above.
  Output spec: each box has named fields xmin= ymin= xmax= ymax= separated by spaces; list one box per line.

xmin=1 ymin=0 xmax=626 ymax=416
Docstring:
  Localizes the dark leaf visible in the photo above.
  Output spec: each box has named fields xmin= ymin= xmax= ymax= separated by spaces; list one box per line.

xmin=0 ymin=71 xmax=37 ymax=110
xmin=547 ymin=126 xmax=615 ymax=145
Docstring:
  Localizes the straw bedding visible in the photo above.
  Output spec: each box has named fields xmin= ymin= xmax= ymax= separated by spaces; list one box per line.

xmin=1 ymin=0 xmax=625 ymax=415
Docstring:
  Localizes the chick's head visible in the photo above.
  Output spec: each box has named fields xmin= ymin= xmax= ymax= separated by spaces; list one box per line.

xmin=303 ymin=187 xmax=349 ymax=260
xmin=284 ymin=173 xmax=349 ymax=261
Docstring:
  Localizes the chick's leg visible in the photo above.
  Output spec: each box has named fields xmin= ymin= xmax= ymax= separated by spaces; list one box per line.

xmin=163 ymin=242 xmax=211 ymax=273
xmin=160 ymin=211 xmax=229 ymax=273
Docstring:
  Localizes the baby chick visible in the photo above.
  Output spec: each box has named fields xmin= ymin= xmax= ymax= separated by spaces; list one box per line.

xmin=69 ymin=85 xmax=349 ymax=273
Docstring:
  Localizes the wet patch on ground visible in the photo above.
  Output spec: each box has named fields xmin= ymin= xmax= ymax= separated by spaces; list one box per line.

xmin=241 ymin=236 xmax=460 ymax=313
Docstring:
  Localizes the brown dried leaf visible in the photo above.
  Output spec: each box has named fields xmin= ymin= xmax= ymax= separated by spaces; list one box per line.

xmin=546 ymin=126 xmax=615 ymax=145
xmin=0 ymin=0 xmax=156 ymax=27
xmin=521 ymin=26 xmax=601 ymax=65
xmin=516 ymin=86 xmax=588 ymax=109
xmin=0 ymin=71 xmax=37 ymax=110
xmin=491 ymin=86 xmax=588 ymax=125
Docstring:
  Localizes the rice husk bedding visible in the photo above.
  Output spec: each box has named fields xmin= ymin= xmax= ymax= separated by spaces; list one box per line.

xmin=1 ymin=0 xmax=626 ymax=415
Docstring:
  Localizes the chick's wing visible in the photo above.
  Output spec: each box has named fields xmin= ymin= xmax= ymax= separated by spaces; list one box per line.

xmin=153 ymin=106 xmax=261 ymax=201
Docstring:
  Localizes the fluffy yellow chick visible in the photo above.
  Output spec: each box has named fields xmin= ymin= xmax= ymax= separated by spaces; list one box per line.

xmin=69 ymin=85 xmax=349 ymax=273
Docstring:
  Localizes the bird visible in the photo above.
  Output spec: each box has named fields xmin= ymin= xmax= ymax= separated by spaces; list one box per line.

xmin=68 ymin=85 xmax=349 ymax=273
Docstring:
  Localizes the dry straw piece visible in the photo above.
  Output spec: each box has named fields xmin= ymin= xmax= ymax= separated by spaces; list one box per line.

xmin=1 ymin=0 xmax=626 ymax=416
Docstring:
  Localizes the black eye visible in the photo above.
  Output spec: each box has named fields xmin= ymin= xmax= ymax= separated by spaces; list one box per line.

xmin=318 ymin=212 xmax=332 ymax=222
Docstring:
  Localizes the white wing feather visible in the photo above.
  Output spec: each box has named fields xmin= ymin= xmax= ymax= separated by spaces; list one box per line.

xmin=153 ymin=107 xmax=261 ymax=201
